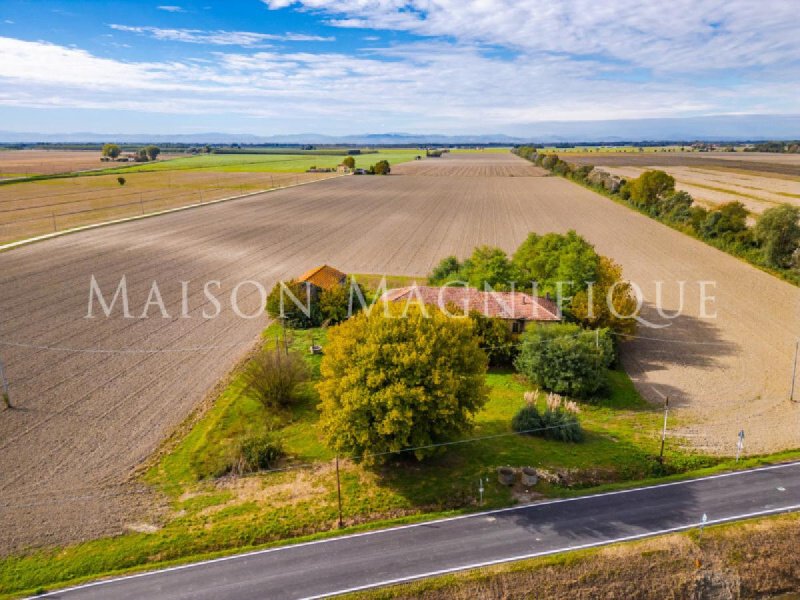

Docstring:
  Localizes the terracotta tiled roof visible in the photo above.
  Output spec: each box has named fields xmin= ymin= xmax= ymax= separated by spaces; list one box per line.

xmin=297 ymin=265 xmax=347 ymax=291
xmin=380 ymin=285 xmax=561 ymax=321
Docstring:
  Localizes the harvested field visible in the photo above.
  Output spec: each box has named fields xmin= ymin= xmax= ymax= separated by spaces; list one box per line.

xmin=0 ymin=171 xmax=337 ymax=244
xmin=567 ymin=151 xmax=800 ymax=178
xmin=0 ymin=150 xmax=180 ymax=179
xmin=598 ymin=165 xmax=800 ymax=215
xmin=0 ymin=153 xmax=798 ymax=553
xmin=392 ymin=153 xmax=546 ymax=177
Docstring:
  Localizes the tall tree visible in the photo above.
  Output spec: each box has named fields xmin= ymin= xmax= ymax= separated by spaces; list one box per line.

xmin=318 ymin=305 xmax=488 ymax=463
xmin=754 ymin=204 xmax=800 ymax=268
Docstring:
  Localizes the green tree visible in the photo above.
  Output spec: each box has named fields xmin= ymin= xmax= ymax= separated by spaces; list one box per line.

xmin=512 ymin=230 xmax=599 ymax=298
xmin=429 ymin=255 xmax=461 ymax=284
xmin=514 ymin=323 xmax=614 ymax=398
xmin=469 ymin=311 xmax=517 ymax=366
xmin=570 ymin=256 xmax=638 ymax=337
xmin=318 ymin=281 xmax=366 ymax=325
xmin=372 ymin=160 xmax=391 ymax=175
xmin=318 ymin=305 xmax=488 ymax=463
xmin=265 ymin=280 xmax=321 ymax=328
xmin=136 ymin=148 xmax=149 ymax=162
xmin=101 ymin=143 xmax=121 ymax=159
xmin=754 ymin=204 xmax=800 ymax=268
xmin=462 ymin=245 xmax=517 ymax=290
xmin=342 ymin=155 xmax=356 ymax=169
xmin=627 ymin=170 xmax=676 ymax=212
xmin=702 ymin=201 xmax=748 ymax=238
xmin=145 ymin=145 xmax=161 ymax=161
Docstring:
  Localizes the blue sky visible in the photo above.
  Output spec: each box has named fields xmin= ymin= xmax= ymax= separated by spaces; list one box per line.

xmin=0 ymin=0 xmax=798 ymax=136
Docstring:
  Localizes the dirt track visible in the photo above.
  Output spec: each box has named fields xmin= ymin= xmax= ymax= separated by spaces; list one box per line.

xmin=1 ymin=152 xmax=798 ymax=553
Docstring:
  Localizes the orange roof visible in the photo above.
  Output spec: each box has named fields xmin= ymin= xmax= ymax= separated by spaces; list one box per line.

xmin=297 ymin=265 xmax=347 ymax=291
xmin=380 ymin=285 xmax=561 ymax=321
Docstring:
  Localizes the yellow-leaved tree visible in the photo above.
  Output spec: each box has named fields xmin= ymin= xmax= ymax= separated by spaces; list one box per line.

xmin=570 ymin=256 xmax=638 ymax=338
xmin=317 ymin=304 xmax=488 ymax=463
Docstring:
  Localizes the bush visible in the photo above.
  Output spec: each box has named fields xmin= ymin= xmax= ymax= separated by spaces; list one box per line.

xmin=241 ymin=348 xmax=310 ymax=409
xmin=266 ymin=280 xmax=322 ymax=328
xmin=429 ymin=255 xmax=461 ymax=284
xmin=116 ymin=176 xmax=126 ymax=186
xmin=233 ymin=434 xmax=284 ymax=474
xmin=470 ymin=311 xmax=517 ymax=366
xmin=318 ymin=304 xmax=488 ymax=463
xmin=511 ymin=402 xmax=584 ymax=443
xmin=371 ymin=160 xmax=391 ymax=175
xmin=514 ymin=323 xmax=614 ymax=398
xmin=754 ymin=204 xmax=800 ymax=268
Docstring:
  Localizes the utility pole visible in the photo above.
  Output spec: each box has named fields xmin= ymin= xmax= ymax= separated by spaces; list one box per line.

xmin=790 ymin=340 xmax=799 ymax=402
xmin=659 ymin=397 xmax=669 ymax=463
xmin=335 ymin=455 xmax=344 ymax=528
xmin=0 ymin=358 xmax=11 ymax=410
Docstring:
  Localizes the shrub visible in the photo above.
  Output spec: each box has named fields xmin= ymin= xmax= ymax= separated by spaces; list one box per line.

xmin=116 ymin=176 xmax=126 ymax=186
xmin=470 ymin=311 xmax=517 ymax=366
xmin=429 ymin=255 xmax=461 ymax=284
xmin=241 ymin=348 xmax=310 ymax=410
xmin=511 ymin=400 xmax=584 ymax=443
xmin=266 ymin=280 xmax=322 ymax=328
xmin=233 ymin=434 xmax=284 ymax=474
xmin=371 ymin=160 xmax=391 ymax=175
xmin=514 ymin=323 xmax=614 ymax=398
xmin=318 ymin=281 xmax=365 ymax=325
xmin=318 ymin=304 xmax=488 ymax=463
xmin=342 ymin=155 xmax=356 ymax=169
xmin=754 ymin=204 xmax=800 ymax=268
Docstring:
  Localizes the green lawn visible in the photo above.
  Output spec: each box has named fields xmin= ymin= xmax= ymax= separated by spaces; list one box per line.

xmin=3 ymin=321 xmax=798 ymax=598
xmin=95 ymin=149 xmax=421 ymax=175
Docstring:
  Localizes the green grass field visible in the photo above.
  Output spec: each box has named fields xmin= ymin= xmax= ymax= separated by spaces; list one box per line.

xmin=96 ymin=149 xmax=421 ymax=175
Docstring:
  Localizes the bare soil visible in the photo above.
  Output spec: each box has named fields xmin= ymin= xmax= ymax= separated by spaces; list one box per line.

xmin=0 ymin=152 xmax=798 ymax=553
xmin=0 ymin=150 xmax=181 ymax=179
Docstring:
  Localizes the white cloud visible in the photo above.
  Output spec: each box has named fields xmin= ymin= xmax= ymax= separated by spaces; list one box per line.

xmin=262 ymin=0 xmax=800 ymax=73
xmin=157 ymin=5 xmax=185 ymax=12
xmin=108 ymin=24 xmax=334 ymax=45
xmin=2 ymin=34 xmax=796 ymax=134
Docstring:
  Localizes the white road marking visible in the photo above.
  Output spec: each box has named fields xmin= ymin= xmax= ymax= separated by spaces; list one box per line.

xmin=31 ymin=460 xmax=800 ymax=599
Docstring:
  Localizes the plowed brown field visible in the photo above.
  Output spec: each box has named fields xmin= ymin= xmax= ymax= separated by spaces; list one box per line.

xmin=1 ymin=152 xmax=798 ymax=553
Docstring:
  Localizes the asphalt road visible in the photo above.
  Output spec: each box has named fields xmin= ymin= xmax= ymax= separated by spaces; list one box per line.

xmin=42 ymin=462 xmax=800 ymax=599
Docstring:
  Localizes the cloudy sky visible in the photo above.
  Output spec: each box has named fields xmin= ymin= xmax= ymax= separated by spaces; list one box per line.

xmin=0 ymin=0 xmax=798 ymax=135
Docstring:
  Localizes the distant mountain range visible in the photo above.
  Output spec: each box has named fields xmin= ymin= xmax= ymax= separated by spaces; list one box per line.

xmin=2 ymin=114 xmax=799 ymax=145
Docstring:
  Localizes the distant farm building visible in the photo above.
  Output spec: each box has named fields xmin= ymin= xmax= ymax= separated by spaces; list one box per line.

xmin=381 ymin=285 xmax=561 ymax=332
xmin=297 ymin=265 xmax=347 ymax=292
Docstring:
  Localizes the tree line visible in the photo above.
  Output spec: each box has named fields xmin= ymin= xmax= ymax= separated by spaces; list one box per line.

xmin=514 ymin=146 xmax=800 ymax=283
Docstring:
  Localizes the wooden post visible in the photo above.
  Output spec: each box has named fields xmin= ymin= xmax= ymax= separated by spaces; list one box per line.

xmin=790 ymin=340 xmax=799 ymax=402
xmin=335 ymin=455 xmax=344 ymax=528
xmin=659 ymin=397 xmax=669 ymax=463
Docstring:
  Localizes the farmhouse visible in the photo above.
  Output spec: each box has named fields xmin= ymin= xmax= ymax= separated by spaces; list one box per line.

xmin=297 ymin=264 xmax=347 ymax=292
xmin=381 ymin=285 xmax=561 ymax=332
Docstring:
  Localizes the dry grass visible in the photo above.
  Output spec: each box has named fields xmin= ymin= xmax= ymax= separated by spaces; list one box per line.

xmin=0 ymin=170 xmax=337 ymax=243
xmin=597 ymin=164 xmax=800 ymax=215
xmin=348 ymin=513 xmax=800 ymax=600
